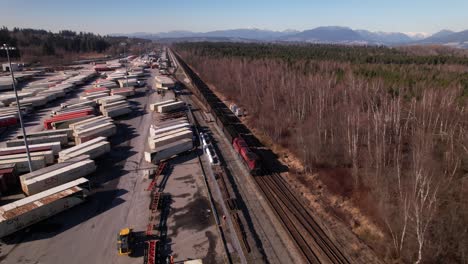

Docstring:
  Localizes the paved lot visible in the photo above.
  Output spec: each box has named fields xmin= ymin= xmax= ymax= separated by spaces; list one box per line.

xmin=157 ymin=153 xmax=224 ymax=263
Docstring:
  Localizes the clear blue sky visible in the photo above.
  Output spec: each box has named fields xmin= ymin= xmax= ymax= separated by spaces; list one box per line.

xmin=1 ymin=0 xmax=467 ymax=35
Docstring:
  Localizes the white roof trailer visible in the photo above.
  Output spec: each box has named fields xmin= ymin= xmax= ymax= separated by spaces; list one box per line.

xmin=0 ymin=178 xmax=90 ymax=238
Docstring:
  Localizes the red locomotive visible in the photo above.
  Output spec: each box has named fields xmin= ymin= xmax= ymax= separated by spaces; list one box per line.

xmin=233 ymin=136 xmax=260 ymax=175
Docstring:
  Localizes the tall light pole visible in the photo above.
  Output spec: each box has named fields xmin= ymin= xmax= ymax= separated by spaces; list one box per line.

xmin=120 ymin=42 xmax=128 ymax=88
xmin=1 ymin=44 xmax=33 ymax=172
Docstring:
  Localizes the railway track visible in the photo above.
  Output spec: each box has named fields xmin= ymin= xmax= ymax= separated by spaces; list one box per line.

xmin=173 ymin=49 xmax=351 ymax=264
xmin=256 ymin=169 xmax=350 ymax=264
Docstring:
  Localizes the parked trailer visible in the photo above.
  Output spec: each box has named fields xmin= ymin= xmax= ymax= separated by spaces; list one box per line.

xmin=44 ymin=110 xmax=94 ymax=129
xmin=69 ymin=116 xmax=112 ymax=130
xmin=0 ymin=150 xmax=54 ymax=165
xmin=148 ymin=128 xmax=192 ymax=144
xmin=20 ymin=155 xmax=90 ymax=183
xmin=0 ymin=116 xmax=17 ymax=127
xmin=102 ymin=106 xmax=131 ymax=118
xmin=148 ymin=130 xmax=193 ymax=150
xmin=58 ymin=137 xmax=106 ymax=157
xmin=155 ymin=120 xmax=189 ymax=129
xmin=0 ymin=142 xmax=61 ymax=156
xmin=60 ymin=100 xmax=96 ymax=110
xmin=149 ymin=99 xmax=175 ymax=111
xmin=144 ymin=138 xmax=193 ymax=163
xmin=0 ymin=145 xmax=51 ymax=156
xmin=52 ymin=115 xmax=94 ymax=129
xmin=154 ymin=123 xmax=191 ymax=134
xmin=52 ymin=106 xmax=95 ymax=117
xmin=117 ymin=78 xmax=138 ymax=88
xmin=0 ymin=178 xmax=90 ymax=238
xmin=0 ymin=156 xmax=46 ymax=173
xmin=0 ymin=164 xmax=17 ymax=195
xmin=157 ymin=101 xmax=185 ymax=113
xmin=59 ymin=141 xmax=110 ymax=162
xmin=21 ymin=159 xmax=96 ymax=196
xmin=99 ymin=101 xmax=127 ymax=112
xmin=80 ymin=92 xmax=109 ymax=101
xmin=96 ymin=95 xmax=126 ymax=105
xmin=16 ymin=128 xmax=73 ymax=140
xmin=72 ymin=120 xmax=114 ymax=135
xmin=111 ymin=88 xmax=135 ymax=97
xmin=84 ymin=87 xmax=108 ymax=94
xmin=6 ymin=134 xmax=68 ymax=147
xmin=10 ymin=96 xmax=47 ymax=108
xmin=74 ymin=123 xmax=116 ymax=144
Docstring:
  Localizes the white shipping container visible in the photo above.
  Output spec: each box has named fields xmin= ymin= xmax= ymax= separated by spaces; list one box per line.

xmin=148 ymin=127 xmax=191 ymax=143
xmin=59 ymin=137 xmax=106 ymax=157
xmin=157 ymin=117 xmax=188 ymax=127
xmin=11 ymin=96 xmax=47 ymax=108
xmin=99 ymin=101 xmax=127 ymax=112
xmin=155 ymin=120 xmax=189 ymax=129
xmin=6 ymin=134 xmax=68 ymax=147
xmin=17 ymin=129 xmax=73 ymax=140
xmin=154 ymin=123 xmax=191 ymax=134
xmin=149 ymin=99 xmax=175 ymax=111
xmin=75 ymin=125 xmax=116 ymax=145
xmin=69 ymin=116 xmax=111 ymax=130
xmin=157 ymin=101 xmax=185 ymax=113
xmin=0 ymin=142 xmax=62 ymax=155
xmin=0 ymin=150 xmax=54 ymax=165
xmin=60 ymin=100 xmax=95 ymax=109
xmin=58 ymin=141 xmax=110 ymax=162
xmin=103 ymin=106 xmax=131 ymax=118
xmin=20 ymin=155 xmax=90 ymax=183
xmin=0 ymin=178 xmax=89 ymax=238
xmin=149 ymin=130 xmax=193 ymax=150
xmin=145 ymin=138 xmax=193 ymax=163
xmin=22 ymin=159 xmax=96 ymax=196
xmin=96 ymin=95 xmax=125 ymax=105
xmin=80 ymin=92 xmax=108 ymax=101
xmin=0 ymin=156 xmax=46 ymax=173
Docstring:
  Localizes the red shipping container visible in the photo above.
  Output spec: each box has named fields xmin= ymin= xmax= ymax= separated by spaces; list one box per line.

xmin=0 ymin=117 xmax=18 ymax=127
xmin=0 ymin=165 xmax=18 ymax=194
xmin=44 ymin=110 xmax=93 ymax=129
xmin=0 ymin=174 xmax=8 ymax=194
xmin=85 ymin=87 xmax=108 ymax=94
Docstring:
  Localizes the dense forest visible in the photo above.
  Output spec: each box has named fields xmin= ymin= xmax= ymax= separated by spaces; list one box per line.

xmin=175 ymin=43 xmax=468 ymax=263
xmin=0 ymin=27 xmax=150 ymax=64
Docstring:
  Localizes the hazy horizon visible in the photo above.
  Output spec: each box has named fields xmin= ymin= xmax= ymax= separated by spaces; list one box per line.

xmin=1 ymin=0 xmax=467 ymax=35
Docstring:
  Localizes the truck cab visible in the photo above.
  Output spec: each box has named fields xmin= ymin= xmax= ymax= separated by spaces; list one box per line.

xmin=117 ymin=228 xmax=134 ymax=256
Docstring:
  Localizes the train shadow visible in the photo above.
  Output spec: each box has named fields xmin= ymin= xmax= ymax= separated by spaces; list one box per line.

xmin=158 ymin=194 xmax=172 ymax=262
xmin=129 ymin=231 xmax=148 ymax=258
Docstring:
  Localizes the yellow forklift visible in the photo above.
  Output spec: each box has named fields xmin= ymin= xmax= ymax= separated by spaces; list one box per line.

xmin=117 ymin=228 xmax=134 ymax=256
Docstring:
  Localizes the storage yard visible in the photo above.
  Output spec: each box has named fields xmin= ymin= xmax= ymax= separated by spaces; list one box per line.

xmin=0 ymin=50 xmax=225 ymax=264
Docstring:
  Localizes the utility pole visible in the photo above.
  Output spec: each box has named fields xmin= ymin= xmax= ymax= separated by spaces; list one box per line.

xmin=120 ymin=42 xmax=128 ymax=88
xmin=1 ymin=44 xmax=33 ymax=172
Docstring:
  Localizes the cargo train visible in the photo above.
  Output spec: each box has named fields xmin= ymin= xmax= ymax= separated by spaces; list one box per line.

xmin=175 ymin=52 xmax=260 ymax=175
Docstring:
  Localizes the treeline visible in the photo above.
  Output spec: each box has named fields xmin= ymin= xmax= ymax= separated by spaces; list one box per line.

xmin=176 ymin=42 xmax=468 ymax=65
xmin=175 ymin=43 xmax=468 ymax=263
xmin=0 ymin=27 xmax=150 ymax=63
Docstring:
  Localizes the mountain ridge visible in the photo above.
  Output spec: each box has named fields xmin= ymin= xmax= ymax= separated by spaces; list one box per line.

xmin=112 ymin=27 xmax=468 ymax=48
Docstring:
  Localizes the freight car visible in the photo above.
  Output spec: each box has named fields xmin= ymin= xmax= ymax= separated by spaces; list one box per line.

xmin=174 ymin=52 xmax=261 ymax=175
